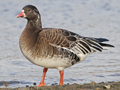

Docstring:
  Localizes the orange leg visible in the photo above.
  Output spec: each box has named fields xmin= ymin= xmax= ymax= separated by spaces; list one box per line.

xmin=37 ymin=68 xmax=48 ymax=87
xmin=59 ymin=71 xmax=64 ymax=85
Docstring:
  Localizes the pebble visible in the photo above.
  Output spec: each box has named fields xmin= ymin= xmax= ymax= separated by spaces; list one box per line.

xmin=51 ymin=84 xmax=55 ymax=86
xmin=51 ymin=83 xmax=58 ymax=86
xmin=90 ymin=81 xmax=96 ymax=85
xmin=26 ymin=85 xmax=29 ymax=87
xmin=95 ymin=87 xmax=100 ymax=90
xmin=108 ymin=81 xmax=115 ymax=83
xmin=33 ymin=82 xmax=36 ymax=86
xmin=5 ymin=83 xmax=8 ymax=87
xmin=72 ymin=83 xmax=78 ymax=85
xmin=99 ymin=82 xmax=105 ymax=84
xmin=103 ymin=85 xmax=111 ymax=89
xmin=67 ymin=83 xmax=70 ymax=85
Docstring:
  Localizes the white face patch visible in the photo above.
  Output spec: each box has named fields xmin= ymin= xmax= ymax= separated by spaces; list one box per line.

xmin=22 ymin=10 xmax=26 ymax=17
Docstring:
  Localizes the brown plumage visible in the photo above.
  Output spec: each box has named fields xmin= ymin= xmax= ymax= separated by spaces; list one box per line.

xmin=17 ymin=5 xmax=114 ymax=87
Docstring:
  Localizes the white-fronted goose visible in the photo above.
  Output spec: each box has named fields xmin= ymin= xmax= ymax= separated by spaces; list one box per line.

xmin=17 ymin=5 xmax=114 ymax=87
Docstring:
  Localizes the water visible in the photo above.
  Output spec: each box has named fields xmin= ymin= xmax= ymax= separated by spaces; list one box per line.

xmin=0 ymin=0 xmax=120 ymax=88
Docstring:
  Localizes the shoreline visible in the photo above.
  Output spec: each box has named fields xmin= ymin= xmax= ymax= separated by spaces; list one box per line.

xmin=1 ymin=81 xmax=120 ymax=90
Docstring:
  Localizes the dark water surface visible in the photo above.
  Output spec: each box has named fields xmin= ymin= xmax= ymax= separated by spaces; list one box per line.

xmin=0 ymin=0 xmax=120 ymax=88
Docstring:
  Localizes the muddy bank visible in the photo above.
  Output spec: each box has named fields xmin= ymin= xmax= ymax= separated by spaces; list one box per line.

xmin=1 ymin=81 xmax=120 ymax=90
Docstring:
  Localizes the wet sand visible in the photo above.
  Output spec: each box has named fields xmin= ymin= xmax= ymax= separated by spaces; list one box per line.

xmin=1 ymin=81 xmax=120 ymax=90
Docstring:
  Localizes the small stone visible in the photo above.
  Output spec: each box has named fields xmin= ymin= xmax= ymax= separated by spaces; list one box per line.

xmin=26 ymin=85 xmax=29 ymax=87
xmin=67 ymin=83 xmax=70 ymax=85
xmin=90 ymin=81 xmax=96 ymax=85
xmin=84 ymin=83 xmax=89 ymax=85
xmin=116 ymin=81 xmax=120 ymax=83
xmin=55 ymin=83 xmax=58 ymax=85
xmin=51 ymin=84 xmax=55 ymax=86
xmin=72 ymin=83 xmax=78 ymax=85
xmin=0 ymin=88 xmax=5 ymax=89
xmin=101 ymin=82 xmax=104 ymax=83
xmin=51 ymin=83 xmax=58 ymax=86
xmin=30 ymin=86 xmax=34 ymax=89
xmin=99 ymin=82 xmax=104 ymax=84
xmin=5 ymin=83 xmax=8 ymax=87
xmin=108 ymin=81 xmax=115 ymax=83
xmin=95 ymin=87 xmax=100 ymax=90
xmin=33 ymin=82 xmax=36 ymax=86
xmin=103 ymin=85 xmax=111 ymax=89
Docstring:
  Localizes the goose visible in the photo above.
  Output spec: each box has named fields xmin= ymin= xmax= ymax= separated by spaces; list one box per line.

xmin=16 ymin=5 xmax=114 ymax=87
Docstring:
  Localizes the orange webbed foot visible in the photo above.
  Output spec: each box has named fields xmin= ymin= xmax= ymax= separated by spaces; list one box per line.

xmin=37 ymin=68 xmax=48 ymax=87
xmin=37 ymin=82 xmax=46 ymax=87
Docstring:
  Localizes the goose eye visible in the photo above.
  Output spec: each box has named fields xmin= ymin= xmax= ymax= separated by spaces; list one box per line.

xmin=28 ymin=9 xmax=30 ymax=12
xmin=35 ymin=9 xmax=38 ymax=13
